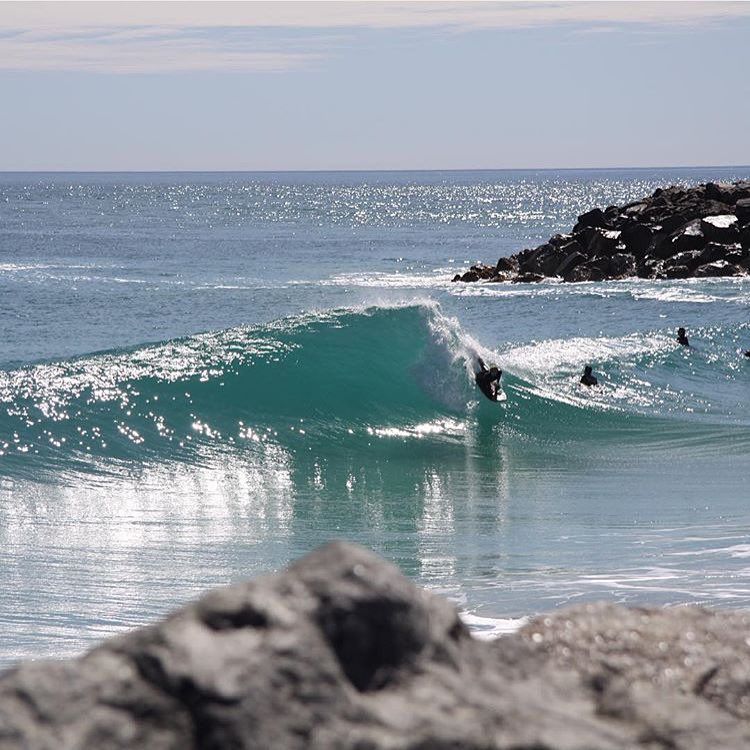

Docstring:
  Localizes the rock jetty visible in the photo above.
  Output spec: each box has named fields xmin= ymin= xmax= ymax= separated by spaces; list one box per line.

xmin=3 ymin=541 xmax=750 ymax=749
xmin=453 ymin=180 xmax=750 ymax=283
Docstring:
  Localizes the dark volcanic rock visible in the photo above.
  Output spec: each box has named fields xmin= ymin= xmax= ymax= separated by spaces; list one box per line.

xmin=454 ymin=180 xmax=750 ymax=283
xmin=669 ymin=219 xmax=705 ymax=253
xmin=587 ymin=228 xmax=622 ymax=256
xmin=695 ymin=260 xmax=743 ymax=278
xmin=665 ymin=264 xmax=691 ymax=279
xmin=511 ymin=271 xmax=544 ymax=283
xmin=700 ymin=214 xmax=739 ymax=244
xmin=556 ymin=249 xmax=587 ymax=278
xmin=488 ymin=272 xmax=512 ymax=282
xmin=735 ymin=198 xmax=750 ymax=225
xmin=620 ymin=222 xmax=656 ymax=257
xmin=566 ymin=260 xmax=608 ymax=283
xmin=453 ymin=264 xmax=496 ymax=282
xmin=705 ymin=181 xmax=750 ymax=204
xmin=725 ymin=248 xmax=750 ymax=270
xmin=496 ymin=256 xmax=519 ymax=273
xmin=665 ymin=250 xmax=702 ymax=272
xmin=3 ymin=543 xmax=750 ymax=749
xmin=700 ymin=241 xmax=740 ymax=265
xmin=572 ymin=206 xmax=609 ymax=233
xmin=606 ymin=252 xmax=637 ymax=278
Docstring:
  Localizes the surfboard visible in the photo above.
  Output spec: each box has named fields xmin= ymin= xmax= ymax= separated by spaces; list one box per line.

xmin=495 ymin=389 xmax=507 ymax=403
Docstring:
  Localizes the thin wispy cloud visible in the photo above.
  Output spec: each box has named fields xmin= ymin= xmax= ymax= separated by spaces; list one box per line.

xmin=1 ymin=1 xmax=749 ymax=73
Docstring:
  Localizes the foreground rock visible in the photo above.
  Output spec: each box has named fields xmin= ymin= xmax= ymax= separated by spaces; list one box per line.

xmin=2 ymin=543 xmax=750 ymax=748
xmin=453 ymin=180 xmax=750 ymax=283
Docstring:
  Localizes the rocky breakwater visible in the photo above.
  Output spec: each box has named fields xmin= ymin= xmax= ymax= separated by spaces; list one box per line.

xmin=3 ymin=542 xmax=750 ymax=749
xmin=453 ymin=180 xmax=750 ymax=283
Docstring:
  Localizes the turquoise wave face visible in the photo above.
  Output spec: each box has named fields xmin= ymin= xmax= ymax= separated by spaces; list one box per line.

xmin=0 ymin=303 xmax=748 ymax=479
xmin=0 ymin=305 xmax=471 ymax=477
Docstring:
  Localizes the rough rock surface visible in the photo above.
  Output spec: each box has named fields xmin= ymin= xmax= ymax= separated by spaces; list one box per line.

xmin=452 ymin=180 xmax=750 ymax=283
xmin=2 ymin=542 xmax=750 ymax=749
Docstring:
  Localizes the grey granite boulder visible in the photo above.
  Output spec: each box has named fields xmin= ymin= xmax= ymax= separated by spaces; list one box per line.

xmin=3 ymin=542 xmax=750 ymax=749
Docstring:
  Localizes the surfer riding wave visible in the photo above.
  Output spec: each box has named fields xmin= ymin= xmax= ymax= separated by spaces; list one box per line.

xmin=475 ymin=357 xmax=503 ymax=402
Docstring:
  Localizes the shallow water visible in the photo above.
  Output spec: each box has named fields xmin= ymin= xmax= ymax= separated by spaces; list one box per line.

xmin=1 ymin=168 xmax=749 ymax=664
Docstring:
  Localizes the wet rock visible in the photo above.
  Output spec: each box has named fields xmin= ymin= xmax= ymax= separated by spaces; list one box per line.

xmin=725 ymin=248 xmax=750 ymax=270
xmin=606 ymin=252 xmax=637 ymax=278
xmin=457 ymin=264 xmax=496 ymax=282
xmin=665 ymin=250 xmax=702 ymax=271
xmin=699 ymin=242 xmax=740 ymax=265
xmin=511 ymin=272 xmax=545 ymax=283
xmin=695 ymin=260 xmax=743 ymax=278
xmin=665 ymin=264 xmax=691 ymax=279
xmin=567 ymin=261 xmax=608 ymax=283
xmin=636 ymin=256 xmax=665 ymax=279
xmin=488 ymin=273 xmax=511 ymax=282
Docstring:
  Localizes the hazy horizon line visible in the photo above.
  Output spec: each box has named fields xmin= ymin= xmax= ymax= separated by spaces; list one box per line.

xmin=2 ymin=164 xmax=749 ymax=175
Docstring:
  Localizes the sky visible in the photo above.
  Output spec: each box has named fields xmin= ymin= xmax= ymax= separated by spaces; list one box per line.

xmin=0 ymin=1 xmax=749 ymax=171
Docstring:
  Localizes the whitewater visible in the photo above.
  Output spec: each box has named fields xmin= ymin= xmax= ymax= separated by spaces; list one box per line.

xmin=1 ymin=168 xmax=749 ymax=665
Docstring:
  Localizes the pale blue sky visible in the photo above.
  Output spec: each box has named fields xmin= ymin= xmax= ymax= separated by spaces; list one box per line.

xmin=1 ymin=1 xmax=749 ymax=170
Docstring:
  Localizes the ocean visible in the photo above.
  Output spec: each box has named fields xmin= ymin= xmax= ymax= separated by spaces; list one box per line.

xmin=1 ymin=167 xmax=749 ymax=667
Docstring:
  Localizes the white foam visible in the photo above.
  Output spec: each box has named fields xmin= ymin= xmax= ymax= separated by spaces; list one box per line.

xmin=460 ymin=611 xmax=528 ymax=640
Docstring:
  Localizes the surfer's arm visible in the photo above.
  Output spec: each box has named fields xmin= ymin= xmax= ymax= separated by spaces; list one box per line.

xmin=476 ymin=356 xmax=487 ymax=372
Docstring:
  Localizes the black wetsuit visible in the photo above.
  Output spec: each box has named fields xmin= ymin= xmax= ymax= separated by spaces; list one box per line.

xmin=580 ymin=372 xmax=598 ymax=387
xmin=677 ymin=332 xmax=689 ymax=347
xmin=475 ymin=358 xmax=502 ymax=401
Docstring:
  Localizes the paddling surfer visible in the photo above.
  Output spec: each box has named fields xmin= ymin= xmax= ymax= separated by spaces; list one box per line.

xmin=580 ymin=365 xmax=598 ymax=387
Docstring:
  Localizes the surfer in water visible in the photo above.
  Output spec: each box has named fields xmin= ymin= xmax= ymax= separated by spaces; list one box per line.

xmin=475 ymin=357 xmax=502 ymax=401
xmin=580 ymin=365 xmax=598 ymax=387
xmin=677 ymin=327 xmax=690 ymax=347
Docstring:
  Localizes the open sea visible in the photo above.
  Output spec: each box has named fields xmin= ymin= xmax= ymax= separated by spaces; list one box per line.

xmin=1 ymin=167 xmax=749 ymax=667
